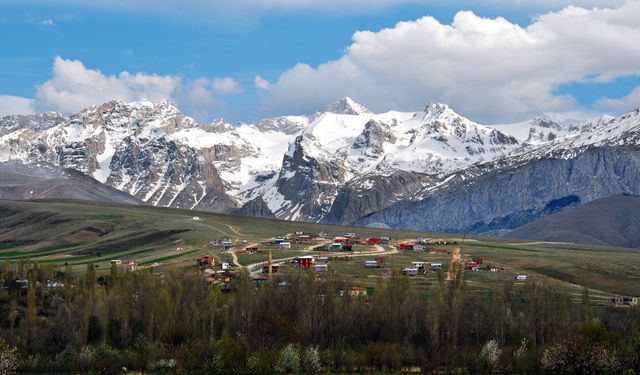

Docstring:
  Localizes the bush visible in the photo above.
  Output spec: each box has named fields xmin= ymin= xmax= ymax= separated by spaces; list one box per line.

xmin=301 ymin=346 xmax=321 ymax=373
xmin=275 ymin=344 xmax=301 ymax=374
xmin=478 ymin=339 xmax=502 ymax=373
xmin=0 ymin=338 xmax=19 ymax=375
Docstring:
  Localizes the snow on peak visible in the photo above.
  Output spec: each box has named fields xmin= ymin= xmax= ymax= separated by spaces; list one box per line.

xmin=323 ymin=97 xmax=372 ymax=115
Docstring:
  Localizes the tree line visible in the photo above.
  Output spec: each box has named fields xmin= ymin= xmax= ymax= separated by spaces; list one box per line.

xmin=0 ymin=260 xmax=639 ymax=374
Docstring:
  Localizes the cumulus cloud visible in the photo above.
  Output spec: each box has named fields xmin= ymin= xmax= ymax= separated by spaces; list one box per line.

xmin=212 ymin=77 xmax=242 ymax=95
xmin=254 ymin=76 xmax=271 ymax=90
xmin=598 ymin=86 xmax=640 ymax=113
xmin=258 ymin=1 xmax=640 ymax=122
xmin=0 ymin=95 xmax=35 ymax=117
xmin=27 ymin=56 xmax=240 ymax=121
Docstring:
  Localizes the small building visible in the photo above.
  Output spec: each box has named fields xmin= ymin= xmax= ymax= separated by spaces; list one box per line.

xmin=365 ymin=260 xmax=381 ymax=268
xmin=398 ymin=243 xmax=414 ymax=251
xmin=274 ymin=237 xmax=285 ymax=244
xmin=314 ymin=264 xmax=328 ymax=272
xmin=375 ymin=256 xmax=385 ymax=267
xmin=413 ymin=244 xmax=425 ymax=252
xmin=45 ymin=280 xmax=64 ymax=289
xmin=466 ymin=262 xmax=479 ymax=271
xmin=110 ymin=259 xmax=122 ymax=265
xmin=472 ymin=257 xmax=484 ymax=265
xmin=342 ymin=244 xmax=353 ymax=251
xmin=297 ymin=234 xmax=312 ymax=242
xmin=348 ymin=286 xmax=368 ymax=297
xmin=222 ymin=241 xmax=233 ymax=251
xmin=330 ymin=243 xmax=343 ymax=250
xmin=367 ymin=237 xmax=381 ymax=245
xmin=297 ymin=256 xmax=314 ymax=268
xmin=611 ymin=297 xmax=639 ymax=306
xmin=279 ymin=242 xmax=291 ymax=249
xmin=430 ymin=263 xmax=443 ymax=271
xmin=245 ymin=247 xmax=260 ymax=253
xmin=196 ymin=256 xmax=215 ymax=267
xmin=333 ymin=237 xmax=345 ymax=243
xmin=345 ymin=233 xmax=356 ymax=239
xmin=402 ymin=267 xmax=419 ymax=276
xmin=262 ymin=265 xmax=280 ymax=274
xmin=515 ymin=274 xmax=527 ymax=281
xmin=221 ymin=262 xmax=231 ymax=270
xmin=412 ymin=261 xmax=426 ymax=270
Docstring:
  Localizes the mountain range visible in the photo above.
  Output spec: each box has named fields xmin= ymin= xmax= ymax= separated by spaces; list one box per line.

xmin=1 ymin=97 xmax=639 ymax=246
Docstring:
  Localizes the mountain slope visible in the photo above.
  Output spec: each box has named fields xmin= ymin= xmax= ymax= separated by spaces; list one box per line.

xmin=1 ymin=97 xmax=640 ymax=247
xmin=0 ymin=161 xmax=142 ymax=204
xmin=507 ymin=195 xmax=640 ymax=248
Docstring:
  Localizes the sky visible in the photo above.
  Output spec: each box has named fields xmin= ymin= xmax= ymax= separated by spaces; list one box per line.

xmin=0 ymin=0 xmax=639 ymax=124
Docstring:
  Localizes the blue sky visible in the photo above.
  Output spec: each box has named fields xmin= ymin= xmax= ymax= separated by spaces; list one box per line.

xmin=1 ymin=0 xmax=639 ymax=123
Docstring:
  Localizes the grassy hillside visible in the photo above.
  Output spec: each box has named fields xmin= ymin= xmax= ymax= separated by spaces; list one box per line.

xmin=508 ymin=194 xmax=640 ymax=248
xmin=0 ymin=198 xmax=639 ymax=297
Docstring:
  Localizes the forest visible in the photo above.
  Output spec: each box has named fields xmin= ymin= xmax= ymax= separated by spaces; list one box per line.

xmin=0 ymin=261 xmax=639 ymax=374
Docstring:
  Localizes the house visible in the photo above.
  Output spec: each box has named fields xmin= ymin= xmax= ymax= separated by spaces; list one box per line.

xmin=221 ymin=262 xmax=231 ymax=270
xmin=466 ymin=262 xmax=479 ymax=271
xmin=412 ymin=261 xmax=426 ymax=270
xmin=297 ymin=256 xmax=314 ymax=268
xmin=611 ymin=297 xmax=639 ymax=306
xmin=333 ymin=237 xmax=345 ymax=243
xmin=342 ymin=244 xmax=353 ymax=251
xmin=245 ymin=247 xmax=260 ymax=253
xmin=413 ymin=244 xmax=425 ymax=251
xmin=262 ymin=265 xmax=280 ymax=274
xmin=366 ymin=237 xmax=381 ymax=245
xmin=297 ymin=234 xmax=312 ymax=242
xmin=330 ymin=243 xmax=343 ymax=250
xmin=45 ymin=280 xmax=64 ymax=289
xmin=430 ymin=263 xmax=443 ymax=271
xmin=274 ymin=237 xmax=285 ymax=244
xmin=515 ymin=274 xmax=527 ymax=281
xmin=402 ymin=267 xmax=419 ymax=276
xmin=375 ymin=256 xmax=385 ymax=267
xmin=398 ymin=243 xmax=414 ymax=250
xmin=279 ymin=242 xmax=291 ymax=249
xmin=348 ymin=286 xmax=368 ymax=297
xmin=110 ymin=259 xmax=122 ymax=265
xmin=314 ymin=264 xmax=328 ymax=272
xmin=365 ymin=260 xmax=380 ymax=268
xmin=222 ymin=241 xmax=233 ymax=251
xmin=196 ymin=256 xmax=215 ymax=267
xmin=318 ymin=231 xmax=329 ymax=238
xmin=252 ymin=275 xmax=269 ymax=285
xmin=125 ymin=261 xmax=137 ymax=272
xmin=472 ymin=257 xmax=484 ymax=265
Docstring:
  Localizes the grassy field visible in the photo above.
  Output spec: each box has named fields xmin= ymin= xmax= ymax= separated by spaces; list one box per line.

xmin=0 ymin=198 xmax=638 ymax=299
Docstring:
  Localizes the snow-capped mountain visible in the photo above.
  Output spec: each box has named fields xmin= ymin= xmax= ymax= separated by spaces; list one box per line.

xmin=1 ymin=97 xmax=639 ymax=235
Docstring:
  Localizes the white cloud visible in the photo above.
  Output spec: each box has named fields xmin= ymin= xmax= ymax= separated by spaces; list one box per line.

xmin=254 ymin=76 xmax=271 ymax=90
xmin=212 ymin=77 xmax=242 ymax=95
xmin=258 ymin=1 xmax=640 ymax=122
xmin=598 ymin=85 xmax=640 ymax=113
xmin=30 ymin=56 xmax=230 ymax=121
xmin=0 ymin=95 xmax=35 ymax=117
xmin=40 ymin=19 xmax=55 ymax=26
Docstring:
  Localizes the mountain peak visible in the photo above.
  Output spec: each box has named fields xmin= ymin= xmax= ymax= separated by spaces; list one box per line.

xmin=323 ymin=97 xmax=371 ymax=115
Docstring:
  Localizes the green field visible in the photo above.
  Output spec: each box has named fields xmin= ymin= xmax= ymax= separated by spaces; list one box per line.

xmin=0 ymin=198 xmax=638 ymax=298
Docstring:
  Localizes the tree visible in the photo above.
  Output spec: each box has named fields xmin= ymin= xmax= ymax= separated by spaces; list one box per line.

xmin=275 ymin=344 xmax=301 ymax=374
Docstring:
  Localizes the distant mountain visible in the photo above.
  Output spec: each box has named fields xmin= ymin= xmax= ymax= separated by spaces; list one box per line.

xmin=1 ymin=97 xmax=640 ymax=244
xmin=0 ymin=161 xmax=142 ymax=204
xmin=507 ymin=195 xmax=640 ymax=248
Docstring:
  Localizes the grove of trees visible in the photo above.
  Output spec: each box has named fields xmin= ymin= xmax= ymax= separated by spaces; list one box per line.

xmin=0 ymin=260 xmax=639 ymax=374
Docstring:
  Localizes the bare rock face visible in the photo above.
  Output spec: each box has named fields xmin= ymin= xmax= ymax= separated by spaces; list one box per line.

xmin=234 ymin=196 xmax=275 ymax=218
xmin=356 ymin=147 xmax=640 ymax=234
